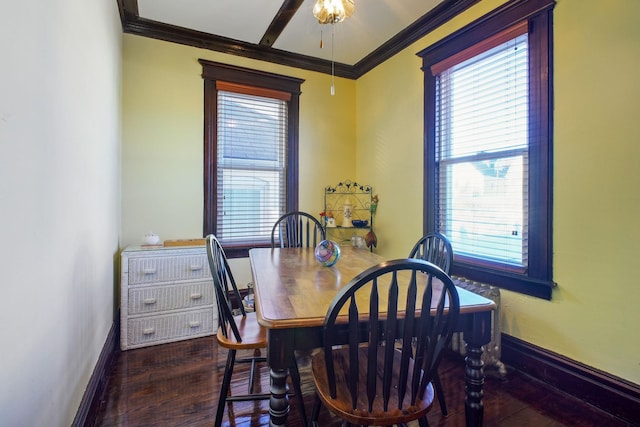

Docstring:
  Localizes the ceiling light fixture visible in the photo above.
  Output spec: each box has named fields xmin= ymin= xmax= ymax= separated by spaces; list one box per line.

xmin=312 ymin=0 xmax=355 ymax=24
xmin=313 ymin=0 xmax=355 ymax=95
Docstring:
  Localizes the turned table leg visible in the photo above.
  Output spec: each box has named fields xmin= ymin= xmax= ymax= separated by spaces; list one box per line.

xmin=463 ymin=310 xmax=492 ymax=427
xmin=268 ymin=367 xmax=289 ymax=427
xmin=266 ymin=329 xmax=296 ymax=427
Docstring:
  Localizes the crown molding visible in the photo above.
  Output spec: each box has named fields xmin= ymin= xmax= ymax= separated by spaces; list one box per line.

xmin=118 ymin=0 xmax=480 ymax=79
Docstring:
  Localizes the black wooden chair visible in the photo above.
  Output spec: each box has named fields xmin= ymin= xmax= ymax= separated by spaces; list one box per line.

xmin=409 ymin=232 xmax=453 ymax=274
xmin=270 ymin=211 xmax=326 ymax=248
xmin=205 ymin=234 xmax=306 ymax=427
xmin=309 ymin=258 xmax=460 ymax=426
xmin=409 ymin=232 xmax=454 ymax=416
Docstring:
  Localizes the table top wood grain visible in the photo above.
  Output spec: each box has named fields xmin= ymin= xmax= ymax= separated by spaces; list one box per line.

xmin=249 ymin=246 xmax=496 ymax=330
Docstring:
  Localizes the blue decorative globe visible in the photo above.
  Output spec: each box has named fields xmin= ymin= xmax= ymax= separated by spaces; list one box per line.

xmin=314 ymin=240 xmax=341 ymax=267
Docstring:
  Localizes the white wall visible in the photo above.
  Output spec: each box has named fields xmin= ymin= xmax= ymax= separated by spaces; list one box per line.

xmin=0 ymin=0 xmax=122 ymax=425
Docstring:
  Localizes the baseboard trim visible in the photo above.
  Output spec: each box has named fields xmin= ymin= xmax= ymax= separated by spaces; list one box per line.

xmin=72 ymin=318 xmax=119 ymax=427
xmin=502 ymin=334 xmax=640 ymax=425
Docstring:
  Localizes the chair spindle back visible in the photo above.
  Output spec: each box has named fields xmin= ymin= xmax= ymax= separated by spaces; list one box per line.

xmin=409 ymin=232 xmax=454 ymax=274
xmin=271 ymin=211 xmax=325 ymax=248
xmin=205 ymin=234 xmax=245 ymax=342
xmin=320 ymin=258 xmax=460 ymax=414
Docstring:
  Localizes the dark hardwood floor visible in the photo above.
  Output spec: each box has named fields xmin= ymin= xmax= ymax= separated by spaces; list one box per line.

xmin=89 ymin=336 xmax=631 ymax=427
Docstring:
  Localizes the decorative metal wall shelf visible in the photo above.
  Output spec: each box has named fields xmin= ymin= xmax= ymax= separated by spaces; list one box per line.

xmin=323 ymin=180 xmax=375 ymax=249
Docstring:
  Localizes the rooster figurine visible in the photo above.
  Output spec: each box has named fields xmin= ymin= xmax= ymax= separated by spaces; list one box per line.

xmin=365 ymin=229 xmax=377 ymax=248
xmin=365 ymin=194 xmax=379 ymax=248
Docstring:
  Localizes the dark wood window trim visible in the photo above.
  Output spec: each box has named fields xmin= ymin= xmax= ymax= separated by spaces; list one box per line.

xmin=199 ymin=59 xmax=304 ymax=258
xmin=418 ymin=0 xmax=556 ymax=299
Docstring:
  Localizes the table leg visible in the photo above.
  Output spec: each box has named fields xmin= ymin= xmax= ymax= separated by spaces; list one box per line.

xmin=269 ymin=367 xmax=289 ymax=426
xmin=267 ymin=329 xmax=295 ymax=427
xmin=463 ymin=310 xmax=492 ymax=427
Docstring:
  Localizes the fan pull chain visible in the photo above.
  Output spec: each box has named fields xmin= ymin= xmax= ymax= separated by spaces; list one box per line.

xmin=331 ymin=23 xmax=335 ymax=96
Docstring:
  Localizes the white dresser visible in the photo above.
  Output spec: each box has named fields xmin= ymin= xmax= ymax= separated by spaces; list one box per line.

xmin=120 ymin=245 xmax=217 ymax=350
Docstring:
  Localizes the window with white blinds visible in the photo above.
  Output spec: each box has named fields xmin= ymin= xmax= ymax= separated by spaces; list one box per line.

xmin=200 ymin=60 xmax=303 ymax=257
xmin=435 ymin=31 xmax=529 ymax=268
xmin=216 ymin=89 xmax=287 ymax=244
xmin=419 ymin=0 xmax=555 ymax=299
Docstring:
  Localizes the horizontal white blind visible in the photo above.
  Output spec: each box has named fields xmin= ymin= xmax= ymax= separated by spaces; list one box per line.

xmin=216 ymin=89 xmax=287 ymax=244
xmin=435 ymin=31 xmax=529 ymax=267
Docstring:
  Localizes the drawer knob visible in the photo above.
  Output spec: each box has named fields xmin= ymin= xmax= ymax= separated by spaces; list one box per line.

xmin=142 ymin=328 xmax=155 ymax=335
xmin=188 ymin=321 xmax=201 ymax=328
xmin=190 ymin=293 xmax=202 ymax=300
xmin=189 ymin=264 xmax=203 ymax=271
xmin=143 ymin=268 xmax=157 ymax=275
xmin=143 ymin=298 xmax=157 ymax=305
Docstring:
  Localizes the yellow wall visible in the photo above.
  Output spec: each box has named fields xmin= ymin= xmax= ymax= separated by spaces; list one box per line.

xmin=122 ymin=36 xmax=357 ymax=285
xmin=357 ymin=0 xmax=640 ymax=384
xmin=122 ymin=0 xmax=640 ymax=385
xmin=121 ymin=36 xmax=357 ymax=248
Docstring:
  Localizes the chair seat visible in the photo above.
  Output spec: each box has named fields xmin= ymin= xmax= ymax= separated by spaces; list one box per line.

xmin=312 ymin=346 xmax=435 ymax=426
xmin=216 ymin=311 xmax=267 ymax=350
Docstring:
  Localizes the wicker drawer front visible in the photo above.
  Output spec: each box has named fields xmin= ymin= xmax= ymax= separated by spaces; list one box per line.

xmin=128 ymin=282 xmax=213 ymax=315
xmin=121 ymin=246 xmax=217 ymax=350
xmin=128 ymin=254 xmax=210 ymax=285
xmin=127 ymin=309 xmax=215 ymax=347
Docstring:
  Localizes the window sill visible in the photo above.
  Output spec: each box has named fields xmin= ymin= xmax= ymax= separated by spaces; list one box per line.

xmin=222 ymin=242 xmax=272 ymax=259
xmin=452 ymin=263 xmax=555 ymax=300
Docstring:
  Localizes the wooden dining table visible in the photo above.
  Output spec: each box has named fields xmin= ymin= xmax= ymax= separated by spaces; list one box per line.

xmin=249 ymin=246 xmax=496 ymax=427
